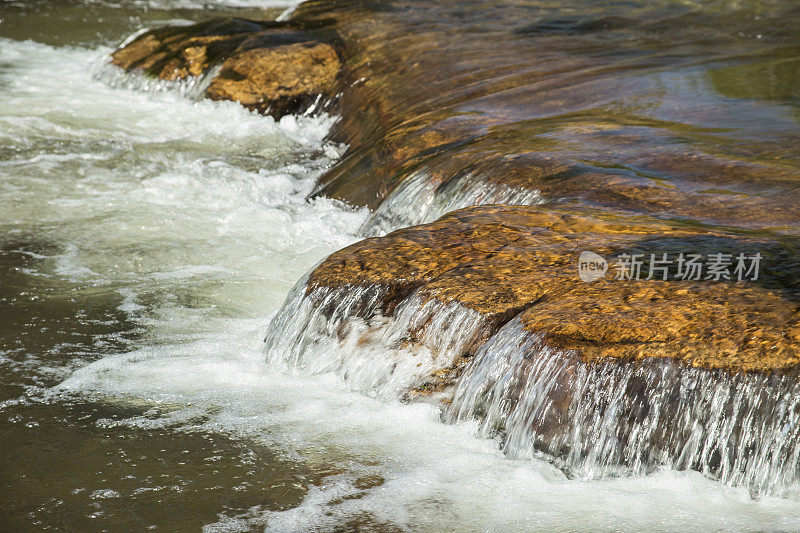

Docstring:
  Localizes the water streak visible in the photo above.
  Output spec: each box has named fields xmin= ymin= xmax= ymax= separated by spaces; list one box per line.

xmin=94 ymin=59 xmax=221 ymax=99
xmin=264 ymin=282 xmax=486 ymax=398
xmin=361 ymin=168 xmax=544 ymax=236
xmin=447 ymin=317 xmax=800 ymax=499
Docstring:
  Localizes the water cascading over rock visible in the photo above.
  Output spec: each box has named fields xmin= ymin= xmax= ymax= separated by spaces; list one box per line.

xmin=262 ymin=205 xmax=800 ymax=498
xmin=108 ymin=0 xmax=800 ymax=500
xmin=447 ymin=318 xmax=800 ymax=498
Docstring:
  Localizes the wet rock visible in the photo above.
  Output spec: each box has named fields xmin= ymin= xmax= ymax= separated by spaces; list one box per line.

xmin=308 ymin=204 xmax=800 ymax=374
xmin=205 ymin=41 xmax=340 ymax=115
xmin=112 ymin=1 xmax=800 ymax=491
xmin=111 ymin=17 xmax=341 ymax=118
xmin=283 ymin=203 xmax=800 ymax=495
xmin=278 ymin=1 xmax=800 ymax=233
xmin=111 ymin=18 xmax=272 ymax=79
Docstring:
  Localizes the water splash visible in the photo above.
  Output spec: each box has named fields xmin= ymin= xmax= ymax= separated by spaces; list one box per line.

xmin=263 ymin=261 xmax=800 ymax=499
xmin=446 ymin=316 xmax=800 ymax=498
xmin=361 ymin=168 xmax=544 ymax=236
xmin=264 ymin=281 xmax=486 ymax=398
xmin=93 ymin=60 xmax=221 ymax=99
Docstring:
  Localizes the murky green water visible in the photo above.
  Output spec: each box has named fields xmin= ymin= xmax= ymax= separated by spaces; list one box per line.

xmin=0 ymin=0 xmax=281 ymax=47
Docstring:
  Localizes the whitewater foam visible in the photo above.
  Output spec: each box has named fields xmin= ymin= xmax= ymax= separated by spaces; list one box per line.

xmin=361 ymin=167 xmax=544 ymax=236
xmin=264 ymin=284 xmax=486 ymax=397
xmin=447 ymin=317 xmax=800 ymax=498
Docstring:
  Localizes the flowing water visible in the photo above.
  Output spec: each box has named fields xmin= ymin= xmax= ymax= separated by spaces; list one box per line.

xmin=2 ymin=1 xmax=800 ymax=531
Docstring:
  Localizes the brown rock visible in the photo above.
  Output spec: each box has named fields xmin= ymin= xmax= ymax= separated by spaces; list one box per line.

xmin=308 ymin=204 xmax=800 ymax=374
xmin=299 ymin=204 xmax=800 ymax=493
xmin=111 ymin=18 xmax=271 ymax=79
xmin=205 ymin=41 xmax=340 ymax=115
xmin=110 ymin=17 xmax=341 ymax=118
xmin=109 ymin=3 xmax=800 ymax=492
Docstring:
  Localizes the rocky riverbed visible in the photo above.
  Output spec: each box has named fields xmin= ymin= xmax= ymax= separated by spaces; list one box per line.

xmin=109 ymin=0 xmax=800 ymax=499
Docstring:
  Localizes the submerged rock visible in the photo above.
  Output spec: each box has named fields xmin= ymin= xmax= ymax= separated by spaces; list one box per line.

xmin=110 ymin=17 xmax=341 ymax=118
xmin=283 ymin=0 xmax=800 ymax=231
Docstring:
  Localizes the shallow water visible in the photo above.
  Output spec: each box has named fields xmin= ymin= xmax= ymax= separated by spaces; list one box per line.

xmin=2 ymin=1 xmax=800 ymax=532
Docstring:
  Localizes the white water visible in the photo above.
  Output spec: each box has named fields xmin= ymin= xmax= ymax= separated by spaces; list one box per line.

xmin=3 ymin=35 xmax=800 ymax=531
xmin=447 ymin=317 xmax=800 ymax=498
xmin=361 ymin=167 xmax=544 ymax=236
xmin=264 ymin=284 xmax=486 ymax=399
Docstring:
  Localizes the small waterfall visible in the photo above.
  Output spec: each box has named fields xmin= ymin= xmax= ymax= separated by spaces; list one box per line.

xmin=264 ymin=278 xmax=487 ymax=398
xmin=446 ymin=317 xmax=800 ymax=498
xmin=360 ymin=168 xmax=544 ymax=236
xmin=93 ymin=60 xmax=221 ymax=100
xmin=264 ymin=268 xmax=800 ymax=499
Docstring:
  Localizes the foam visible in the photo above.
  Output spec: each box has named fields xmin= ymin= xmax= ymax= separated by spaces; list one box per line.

xmin=361 ymin=167 xmax=544 ymax=236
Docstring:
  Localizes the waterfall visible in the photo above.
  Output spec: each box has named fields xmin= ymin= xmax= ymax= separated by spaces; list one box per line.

xmin=264 ymin=278 xmax=487 ymax=398
xmin=446 ymin=317 xmax=800 ymax=499
xmin=265 ymin=279 xmax=800 ymax=499
xmin=93 ymin=60 xmax=222 ymax=100
xmin=360 ymin=168 xmax=544 ymax=236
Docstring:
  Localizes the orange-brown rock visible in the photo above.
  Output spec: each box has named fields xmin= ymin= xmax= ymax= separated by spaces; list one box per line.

xmin=111 ymin=18 xmax=270 ymax=79
xmin=111 ymin=17 xmax=341 ymax=118
xmin=308 ymin=205 xmax=800 ymax=374
xmin=205 ymin=41 xmax=340 ymax=115
xmin=277 ymin=1 xmax=800 ymax=232
xmin=105 ymin=1 xmax=800 ymax=492
xmin=264 ymin=0 xmax=800 ymax=379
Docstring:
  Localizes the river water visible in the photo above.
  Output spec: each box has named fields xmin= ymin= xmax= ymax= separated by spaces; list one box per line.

xmin=1 ymin=1 xmax=800 ymax=531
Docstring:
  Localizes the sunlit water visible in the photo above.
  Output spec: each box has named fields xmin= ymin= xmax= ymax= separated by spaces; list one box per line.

xmin=2 ymin=3 xmax=800 ymax=532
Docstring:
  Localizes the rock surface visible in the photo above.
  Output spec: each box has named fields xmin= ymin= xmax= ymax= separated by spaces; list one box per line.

xmin=111 ymin=17 xmax=341 ymax=118
xmin=109 ymin=1 xmax=800 ymax=491
xmin=110 ymin=4 xmax=800 ymax=375
xmin=204 ymin=41 xmax=339 ymax=114
xmin=111 ymin=5 xmax=800 ymax=385
xmin=309 ymin=205 xmax=800 ymax=376
xmin=274 ymin=0 xmax=800 ymax=379
xmin=285 ymin=1 xmax=800 ymax=230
